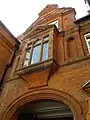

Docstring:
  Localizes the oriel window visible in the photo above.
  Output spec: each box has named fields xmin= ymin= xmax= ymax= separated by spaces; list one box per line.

xmin=23 ymin=35 xmax=49 ymax=67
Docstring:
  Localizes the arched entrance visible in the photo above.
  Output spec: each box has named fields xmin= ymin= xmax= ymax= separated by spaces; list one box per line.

xmin=1 ymin=88 xmax=84 ymax=120
xmin=17 ymin=100 xmax=73 ymax=120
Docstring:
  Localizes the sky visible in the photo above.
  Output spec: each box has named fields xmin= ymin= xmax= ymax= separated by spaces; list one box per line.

xmin=0 ymin=0 xmax=89 ymax=37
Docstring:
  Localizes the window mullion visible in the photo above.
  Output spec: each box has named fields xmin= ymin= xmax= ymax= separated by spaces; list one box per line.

xmin=29 ymin=43 xmax=34 ymax=65
xmin=40 ymin=41 xmax=43 ymax=61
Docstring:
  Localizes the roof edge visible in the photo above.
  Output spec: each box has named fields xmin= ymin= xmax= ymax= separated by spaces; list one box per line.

xmin=74 ymin=14 xmax=90 ymax=23
xmin=38 ymin=4 xmax=58 ymax=16
xmin=0 ymin=20 xmax=20 ymax=45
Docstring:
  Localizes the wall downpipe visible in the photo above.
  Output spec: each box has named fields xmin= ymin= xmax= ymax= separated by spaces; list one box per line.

xmin=0 ymin=44 xmax=19 ymax=90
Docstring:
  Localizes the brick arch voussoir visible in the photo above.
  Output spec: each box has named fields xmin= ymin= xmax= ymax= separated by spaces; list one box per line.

xmin=2 ymin=88 xmax=84 ymax=120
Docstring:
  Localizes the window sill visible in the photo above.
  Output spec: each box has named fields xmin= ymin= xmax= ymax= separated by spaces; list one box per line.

xmin=60 ymin=54 xmax=90 ymax=67
xmin=15 ymin=58 xmax=59 ymax=89
xmin=16 ymin=58 xmax=54 ymax=75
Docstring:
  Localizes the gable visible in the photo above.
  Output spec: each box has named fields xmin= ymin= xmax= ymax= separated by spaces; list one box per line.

xmin=24 ymin=5 xmax=75 ymax=38
xmin=38 ymin=4 xmax=58 ymax=17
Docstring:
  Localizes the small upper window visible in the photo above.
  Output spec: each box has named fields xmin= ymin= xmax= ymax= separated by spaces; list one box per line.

xmin=48 ymin=20 xmax=58 ymax=28
xmin=84 ymin=33 xmax=90 ymax=53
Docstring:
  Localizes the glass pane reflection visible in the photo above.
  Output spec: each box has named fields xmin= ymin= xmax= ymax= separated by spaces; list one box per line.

xmin=43 ymin=35 xmax=49 ymax=42
xmin=31 ymin=45 xmax=41 ymax=64
xmin=23 ymin=49 xmax=31 ymax=66
xmin=34 ymin=40 xmax=41 ymax=46
xmin=88 ymin=41 xmax=90 ymax=47
xmin=42 ymin=42 xmax=48 ymax=61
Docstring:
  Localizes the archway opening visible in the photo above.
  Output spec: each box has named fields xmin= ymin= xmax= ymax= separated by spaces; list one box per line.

xmin=17 ymin=100 xmax=73 ymax=120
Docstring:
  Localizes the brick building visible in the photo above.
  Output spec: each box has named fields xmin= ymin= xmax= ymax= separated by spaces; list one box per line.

xmin=0 ymin=4 xmax=90 ymax=120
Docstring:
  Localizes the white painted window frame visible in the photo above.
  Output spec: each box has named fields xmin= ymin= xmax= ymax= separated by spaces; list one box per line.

xmin=48 ymin=20 xmax=58 ymax=28
xmin=84 ymin=33 xmax=90 ymax=53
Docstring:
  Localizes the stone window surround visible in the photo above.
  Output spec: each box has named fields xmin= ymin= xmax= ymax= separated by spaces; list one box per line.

xmin=23 ymin=35 xmax=49 ymax=67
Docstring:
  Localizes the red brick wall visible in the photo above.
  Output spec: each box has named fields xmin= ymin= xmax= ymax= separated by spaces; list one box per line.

xmin=0 ymin=26 xmax=17 ymax=80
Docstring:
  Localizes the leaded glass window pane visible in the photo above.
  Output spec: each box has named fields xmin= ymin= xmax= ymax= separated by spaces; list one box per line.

xmin=31 ymin=45 xmax=41 ymax=64
xmin=88 ymin=41 xmax=90 ymax=47
xmin=43 ymin=35 xmax=49 ymax=42
xmin=23 ymin=49 xmax=31 ymax=66
xmin=34 ymin=40 xmax=41 ymax=46
xmin=42 ymin=42 xmax=48 ymax=61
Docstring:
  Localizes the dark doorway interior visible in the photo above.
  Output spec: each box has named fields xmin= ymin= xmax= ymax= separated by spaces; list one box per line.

xmin=17 ymin=100 xmax=73 ymax=120
xmin=39 ymin=118 xmax=73 ymax=120
xmin=18 ymin=115 xmax=73 ymax=120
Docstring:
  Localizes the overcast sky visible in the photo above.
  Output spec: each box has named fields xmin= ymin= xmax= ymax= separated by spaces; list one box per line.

xmin=0 ymin=0 xmax=89 ymax=37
